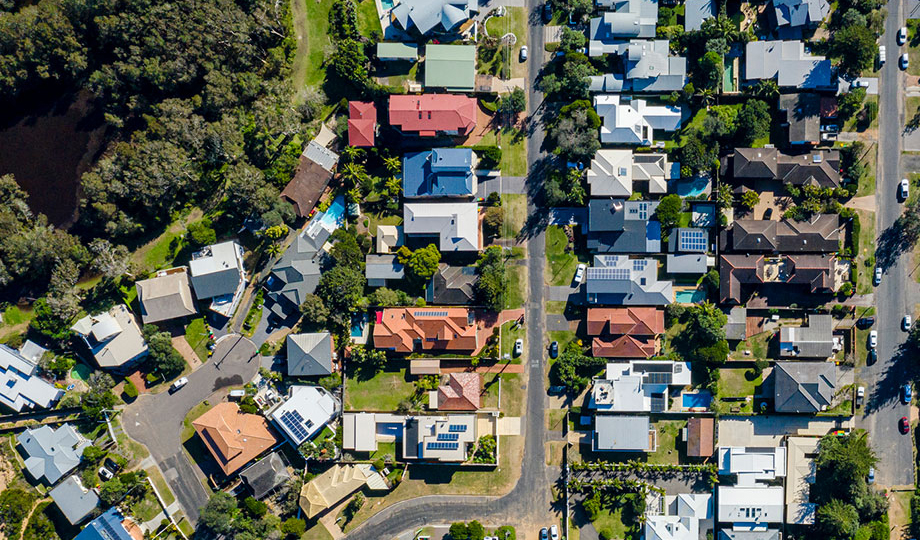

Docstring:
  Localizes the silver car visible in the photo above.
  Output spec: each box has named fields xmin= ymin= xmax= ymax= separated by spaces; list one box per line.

xmin=901 ymin=177 xmax=910 ymax=200
xmin=901 ymin=52 xmax=910 ymax=70
xmin=899 ymin=27 xmax=908 ymax=45
xmin=869 ymin=330 xmax=878 ymax=349
xmin=519 ymin=45 xmax=528 ymax=62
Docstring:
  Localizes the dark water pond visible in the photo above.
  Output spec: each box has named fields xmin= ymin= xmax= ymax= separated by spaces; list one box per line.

xmin=0 ymin=90 xmax=106 ymax=227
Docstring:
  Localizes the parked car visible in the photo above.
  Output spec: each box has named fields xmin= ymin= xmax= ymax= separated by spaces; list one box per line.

xmin=820 ymin=124 xmax=840 ymax=133
xmin=856 ymin=317 xmax=875 ymax=328
xmin=104 ymin=457 xmax=122 ymax=473
xmin=519 ymin=46 xmax=528 ymax=61
xmin=540 ymin=528 xmax=549 ymax=540
xmin=879 ymin=45 xmax=886 ymax=64
xmin=851 ymin=79 xmax=868 ymax=89
xmin=550 ymin=525 xmax=560 ymax=540
xmin=874 ymin=266 xmax=883 ymax=285
xmin=869 ymin=330 xmax=878 ymax=348
xmin=901 ymin=52 xmax=910 ymax=70
xmin=857 ymin=386 xmax=865 ymax=407
xmin=574 ymin=263 xmax=587 ymax=284
xmin=98 ymin=466 xmax=114 ymax=481
xmin=868 ymin=466 xmax=875 ymax=484
xmin=867 ymin=348 xmax=877 ymax=365
xmin=901 ymin=177 xmax=910 ymax=200
xmin=899 ymin=26 xmax=908 ymax=45
xmin=170 ymin=377 xmax=189 ymax=392
xmin=900 ymin=416 xmax=910 ymax=434
xmin=543 ymin=2 xmax=553 ymax=22
xmin=902 ymin=384 xmax=912 ymax=404
xmin=904 ymin=314 xmax=912 ymax=331
xmin=549 ymin=341 xmax=559 ymax=359
xmin=514 ymin=338 xmax=524 ymax=357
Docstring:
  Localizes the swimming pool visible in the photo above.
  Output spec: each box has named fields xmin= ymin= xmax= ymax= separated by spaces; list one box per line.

xmin=674 ymin=289 xmax=706 ymax=303
xmin=380 ymin=0 xmax=395 ymax=9
xmin=682 ymin=392 xmax=712 ymax=409
xmin=672 ymin=177 xmax=711 ymax=198
xmin=317 ymin=195 xmax=346 ymax=230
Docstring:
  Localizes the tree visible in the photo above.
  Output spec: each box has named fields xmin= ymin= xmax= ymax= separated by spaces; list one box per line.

xmin=242 ymin=496 xmax=267 ymax=517
xmin=553 ymin=343 xmax=605 ymax=393
xmin=316 ymin=265 xmax=366 ymax=316
xmin=741 ymin=191 xmax=760 ymax=210
xmin=817 ymin=499 xmax=860 ymax=540
xmin=736 ymin=99 xmax=771 ymax=146
xmin=655 ymin=194 xmax=683 ymax=231
xmin=748 ymin=79 xmax=779 ymax=100
xmin=814 ymin=431 xmax=878 ymax=504
xmin=330 ymin=229 xmax=366 ymax=270
xmin=831 ymin=25 xmax=878 ymax=77
xmin=82 ymin=445 xmax=106 ymax=464
xmin=560 ymin=27 xmax=587 ymax=52
xmin=697 ymin=51 xmax=724 ymax=90
xmin=0 ymin=488 xmax=35 ymax=535
xmin=498 ymin=88 xmax=526 ymax=116
xmin=540 ymin=53 xmax=597 ymax=100
xmin=476 ymin=247 xmax=508 ymax=312
xmin=369 ymin=287 xmax=408 ymax=306
xmin=678 ymin=136 xmax=718 ymax=175
xmin=468 ymin=521 xmax=486 ymax=540
xmin=551 ymin=0 xmax=593 ymax=17
xmin=840 ymin=87 xmax=867 ymax=120
xmin=187 ymin=218 xmax=217 ymax=246
xmin=300 ymin=294 xmax=329 ymax=326
xmin=449 ymin=522 xmax=471 ymax=540
xmin=88 ymin=238 xmax=131 ymax=278
xmin=23 ymin=505 xmax=58 ymax=540
xmin=281 ymin=518 xmax=306 ymax=538
xmin=483 ymin=206 xmax=504 ymax=239
xmin=199 ymin=492 xmax=238 ymax=535
xmin=350 ymin=344 xmax=387 ymax=372
xmin=328 ymin=38 xmax=370 ymax=90
xmin=145 ymin=329 xmax=186 ymax=378
xmin=404 ymin=244 xmax=441 ymax=283
xmin=99 ymin=478 xmax=126 ymax=506
xmin=550 ymin=107 xmax=601 ymax=161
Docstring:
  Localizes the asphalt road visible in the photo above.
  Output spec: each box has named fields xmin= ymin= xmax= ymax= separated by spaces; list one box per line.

xmin=857 ymin=0 xmax=916 ymax=489
xmin=123 ymin=335 xmax=260 ymax=523
xmin=344 ymin=3 xmax=554 ymax=539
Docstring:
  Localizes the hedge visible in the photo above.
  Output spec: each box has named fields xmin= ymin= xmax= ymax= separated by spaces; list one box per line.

xmin=123 ymin=380 xmax=139 ymax=399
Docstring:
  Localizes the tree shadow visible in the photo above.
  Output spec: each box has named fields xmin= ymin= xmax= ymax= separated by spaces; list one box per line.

xmin=875 ymin=218 xmax=916 ymax=271
xmin=863 ymin=342 xmax=920 ymax=415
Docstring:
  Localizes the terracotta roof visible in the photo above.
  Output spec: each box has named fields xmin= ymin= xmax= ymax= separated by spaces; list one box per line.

xmin=389 ymin=94 xmax=477 ymax=137
xmin=586 ymin=308 xmax=664 ymax=336
xmin=436 ymin=372 xmax=480 ymax=410
xmin=192 ymin=402 xmax=278 ymax=475
xmin=372 ymin=307 xmax=478 ymax=353
xmin=282 ymin=156 xmax=334 ymax=217
xmin=348 ymin=101 xmax=377 ymax=147
xmin=687 ymin=417 xmax=714 ymax=457
xmin=591 ymin=335 xmax=659 ymax=358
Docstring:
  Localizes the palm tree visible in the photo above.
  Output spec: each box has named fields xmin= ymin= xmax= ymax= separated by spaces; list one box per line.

xmin=266 ymin=242 xmax=283 ymax=257
xmin=341 ymin=146 xmax=364 ymax=164
xmin=752 ymin=80 xmax=779 ymax=100
xmin=698 ymin=88 xmax=716 ymax=107
xmin=340 ymin=162 xmax=366 ymax=187
xmin=383 ymin=156 xmax=401 ymax=175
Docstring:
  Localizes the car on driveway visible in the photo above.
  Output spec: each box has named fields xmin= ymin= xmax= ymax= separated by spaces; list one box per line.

xmin=543 ymin=2 xmax=553 ymax=22
xmin=904 ymin=315 xmax=912 ymax=331
xmin=514 ymin=338 xmax=524 ymax=357
xmin=899 ymin=26 xmax=908 ymax=45
xmin=902 ymin=384 xmax=912 ymax=404
xmin=856 ymin=317 xmax=875 ymax=328
xmin=170 ymin=377 xmax=189 ymax=393
xmin=549 ymin=341 xmax=559 ymax=358
xmin=99 ymin=466 xmax=114 ymax=481
xmin=874 ymin=267 xmax=883 ymax=285
xmin=574 ymin=263 xmax=586 ymax=284
xmin=540 ymin=528 xmax=549 ymax=540
xmin=901 ymin=178 xmax=910 ymax=200
xmin=901 ymin=52 xmax=910 ymax=70
xmin=868 ymin=466 xmax=875 ymax=483
xmin=869 ymin=330 xmax=878 ymax=348
xmin=900 ymin=416 xmax=910 ymax=434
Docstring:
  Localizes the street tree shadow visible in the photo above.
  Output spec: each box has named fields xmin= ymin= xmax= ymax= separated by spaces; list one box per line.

xmin=864 ymin=342 xmax=920 ymax=414
xmin=517 ymin=156 xmax=555 ymax=241
xmin=874 ymin=218 xmax=917 ymax=271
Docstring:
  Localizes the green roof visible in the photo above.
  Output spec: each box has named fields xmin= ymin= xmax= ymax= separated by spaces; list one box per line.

xmin=424 ymin=44 xmax=476 ymax=92
xmin=377 ymin=42 xmax=419 ymax=60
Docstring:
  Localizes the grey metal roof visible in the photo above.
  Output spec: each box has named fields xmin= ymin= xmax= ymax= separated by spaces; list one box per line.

xmin=426 ymin=263 xmax=477 ymax=305
xmin=594 ymin=415 xmax=651 ymax=451
xmin=587 ymin=199 xmax=661 ymax=253
xmin=136 ymin=270 xmax=197 ymax=324
xmin=779 ymin=314 xmax=834 ymax=358
xmin=685 ymin=0 xmax=716 ymax=30
xmin=392 ymin=0 xmax=471 ymax=36
xmin=241 ymin=452 xmax=291 ymax=499
xmin=744 ymin=41 xmax=832 ymax=89
xmin=719 ymin=530 xmax=781 ymax=540
xmin=771 ymin=0 xmax=829 ymax=28
xmin=779 ymin=93 xmax=821 ymax=144
xmin=50 ymin=475 xmax=99 ymax=525
xmin=302 ymin=140 xmax=338 ymax=172
xmin=725 ymin=307 xmax=748 ymax=340
xmin=17 ymin=424 xmax=88 ymax=484
xmin=666 ymin=254 xmax=708 ymax=274
xmin=588 ymin=0 xmax=657 ymax=54
xmin=585 ymin=255 xmax=673 ymax=306
xmin=366 ymin=254 xmax=406 ymax=280
xmin=266 ymin=229 xmax=328 ymax=316
xmin=286 ymin=333 xmax=334 ymax=377
xmin=189 ymin=241 xmax=244 ymax=300
xmin=0 ymin=345 xmax=63 ymax=412
xmin=773 ymin=361 xmax=836 ymax=413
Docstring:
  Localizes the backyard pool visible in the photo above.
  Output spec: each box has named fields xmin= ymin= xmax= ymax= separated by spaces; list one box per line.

xmin=674 ymin=289 xmax=706 ymax=303
xmin=682 ymin=392 xmax=712 ymax=409
xmin=380 ymin=0 xmax=395 ymax=9
xmin=672 ymin=177 xmax=711 ymax=198
xmin=316 ymin=195 xmax=346 ymax=230
xmin=70 ymin=363 xmax=92 ymax=381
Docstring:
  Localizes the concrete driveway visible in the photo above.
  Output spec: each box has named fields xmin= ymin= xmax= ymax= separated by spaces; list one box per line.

xmin=718 ymin=416 xmax=854 ymax=447
xmin=123 ymin=335 xmax=260 ymax=524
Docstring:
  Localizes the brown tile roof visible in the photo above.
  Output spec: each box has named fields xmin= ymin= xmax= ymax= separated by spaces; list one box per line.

xmin=687 ymin=417 xmax=714 ymax=457
xmin=372 ymin=308 xmax=478 ymax=353
xmin=348 ymin=101 xmax=376 ymax=147
xmin=436 ymin=373 xmax=480 ymax=410
xmin=282 ymin=157 xmax=334 ymax=217
xmin=586 ymin=308 xmax=664 ymax=336
xmin=728 ymin=215 xmax=840 ymax=253
xmin=719 ymin=254 xmax=835 ymax=304
xmin=192 ymin=402 xmax=278 ymax=476
xmin=729 ymin=148 xmax=840 ymax=188
xmin=591 ymin=335 xmax=659 ymax=358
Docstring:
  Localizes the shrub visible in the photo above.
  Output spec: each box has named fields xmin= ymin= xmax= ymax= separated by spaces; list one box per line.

xmin=242 ymin=496 xmax=267 ymax=517
xmin=122 ymin=380 xmax=138 ymax=399
xmin=471 ymin=145 xmax=502 ymax=169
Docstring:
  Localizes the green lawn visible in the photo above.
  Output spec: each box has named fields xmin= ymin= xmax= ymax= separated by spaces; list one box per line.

xmin=345 ymin=369 xmax=416 ymax=411
xmin=500 ymin=320 xmax=526 ymax=361
xmin=131 ymin=490 xmax=163 ymax=522
xmin=548 ymin=330 xmax=576 ymax=353
xmin=841 ymin=95 xmax=879 ymax=132
xmin=292 ymin=0 xmax=334 ymax=88
xmin=854 ymin=143 xmax=877 ymax=197
xmin=482 ymin=373 xmax=525 ymax=416
xmin=181 ymin=401 xmax=216 ymax=442
xmin=855 ymin=210 xmax=876 ymax=294
xmin=730 ymin=331 xmax=772 ymax=360
xmin=479 ymin=127 xmax=527 ymax=176
xmin=136 ymin=231 xmax=184 ymax=272
xmin=356 ymin=0 xmax=380 ymax=36
xmin=483 ymin=7 xmax=529 ymax=79
xmin=501 ymin=194 xmax=526 ymax=240
xmin=366 ymin=212 xmax=403 ymax=237
xmin=504 ymin=264 xmax=526 ymax=310
xmin=592 ymin=508 xmax=629 ymax=540
xmin=147 ymin=467 xmax=176 ymax=506
xmin=719 ymin=368 xmax=763 ymax=398
xmin=545 ymin=225 xmax=585 ymax=286
xmin=304 ymin=523 xmax=335 ymax=540
xmin=546 ymin=301 xmax=567 ymax=315
xmin=0 ymin=305 xmax=31 ymax=327
xmin=648 ymin=419 xmax=686 ymax=465
xmin=908 ymin=20 xmax=920 ymax=76
xmin=184 ymin=318 xmax=210 ymax=362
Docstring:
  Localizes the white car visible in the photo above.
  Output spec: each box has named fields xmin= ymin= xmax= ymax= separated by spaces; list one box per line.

xmin=904 ymin=314 xmax=912 ymax=331
xmin=874 ymin=267 xmax=883 ymax=285
xmin=98 ymin=466 xmax=114 ymax=481
xmin=170 ymin=377 xmax=189 ymax=392
xmin=574 ymin=263 xmax=587 ymax=284
xmin=899 ymin=27 xmax=908 ymax=45
xmin=901 ymin=52 xmax=910 ymax=70
xmin=879 ymin=45 xmax=887 ymax=64
xmin=514 ymin=338 xmax=524 ymax=357
xmin=519 ymin=45 xmax=528 ymax=61
xmin=869 ymin=330 xmax=878 ymax=349
xmin=901 ymin=177 xmax=910 ymax=200
xmin=550 ymin=525 xmax=560 ymax=540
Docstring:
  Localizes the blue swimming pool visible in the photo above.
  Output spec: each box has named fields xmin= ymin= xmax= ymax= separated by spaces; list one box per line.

xmin=675 ymin=289 xmax=706 ymax=303
xmin=683 ymin=392 xmax=712 ymax=409
xmin=380 ymin=0 xmax=395 ymax=9
xmin=673 ymin=177 xmax=711 ymax=198
xmin=317 ymin=195 xmax=346 ymax=230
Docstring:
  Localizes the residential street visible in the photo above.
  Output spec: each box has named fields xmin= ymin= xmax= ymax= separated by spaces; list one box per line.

xmin=123 ymin=335 xmax=260 ymax=523
xmin=857 ymin=0 xmax=916 ymax=489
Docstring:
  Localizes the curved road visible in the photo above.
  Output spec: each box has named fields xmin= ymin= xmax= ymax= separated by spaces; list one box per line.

xmin=123 ymin=335 xmax=260 ymax=523
xmin=346 ymin=1 xmax=553 ymax=538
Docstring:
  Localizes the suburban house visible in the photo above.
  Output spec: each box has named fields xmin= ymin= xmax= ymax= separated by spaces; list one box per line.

xmin=376 ymin=225 xmax=404 ymax=253
xmin=192 ymin=402 xmax=279 ymax=475
xmin=17 ymin=340 xmax=47 ymax=363
xmin=744 ymin=41 xmax=833 ymax=89
xmin=719 ymin=254 xmax=837 ymax=304
xmin=585 ymin=255 xmax=674 ymax=305
xmin=667 ymin=253 xmax=712 ymax=275
xmin=644 ymin=493 xmax=713 ymax=540
xmin=785 ymin=437 xmax=820 ymax=525
xmin=281 ymin=141 xmax=339 ymax=218
xmin=348 ymin=101 xmax=377 ymax=147
xmin=426 ymin=263 xmax=477 ymax=305
xmin=50 ymin=475 xmax=99 ymax=525
xmin=389 ymin=94 xmax=477 ymax=137
xmin=588 ymin=40 xmax=688 ymax=93
xmin=721 ymin=215 xmax=841 ymax=253
xmin=669 ymin=227 xmax=711 ymax=255
xmin=589 ymin=0 xmax=657 ymax=56
xmin=366 ymin=254 xmax=405 ymax=287
xmin=71 ymin=304 xmax=148 ymax=373
xmin=717 ymin=446 xmax=786 ymax=533
xmin=773 ymin=361 xmax=837 ymax=413
xmin=269 ymin=385 xmax=339 ymax=446
xmin=587 ymin=199 xmax=662 ymax=253
xmin=299 ymin=464 xmax=388 ymax=518
xmin=402 ymin=414 xmax=477 ymax=462
xmin=687 ymin=417 xmax=715 ymax=457
xmin=770 ymin=0 xmax=830 ymax=30
xmin=424 ymin=44 xmax=476 ymax=92
xmin=595 ymin=95 xmax=685 ymax=145
xmin=286 ymin=332 xmax=334 ymax=377
xmin=376 ymin=42 xmax=419 ymax=61
xmin=373 ymin=307 xmax=479 ymax=353
xmin=135 ymin=268 xmax=197 ymax=324
xmin=594 ymin=415 xmax=657 ymax=452
xmin=17 ymin=424 xmax=88 ymax=484
xmin=390 ymin=0 xmax=474 ymax=37
xmin=719 ymin=446 xmax=786 ymax=485
xmin=240 ymin=452 xmax=291 ymax=500
xmin=431 ymin=372 xmax=481 ymax=411
xmin=723 ymin=147 xmax=841 ymax=188
xmin=403 ymin=202 xmax=480 ymax=251
xmin=0 ymin=344 xmax=64 ymax=412
xmin=188 ymin=241 xmax=247 ymax=318
xmin=586 ymin=307 xmax=664 ymax=358
xmin=718 ymin=531 xmax=780 ymax=540
xmin=779 ymin=93 xmax=820 ymax=145
xmin=590 ymin=360 xmax=691 ymax=412
xmin=724 ymin=307 xmax=748 ymax=341
xmin=685 ymin=0 xmax=716 ymax=30
xmin=74 ymin=508 xmax=137 ymax=540
xmin=402 ymin=148 xmax=477 ymax=199
xmin=587 ymin=149 xmax=676 ymax=197
xmin=779 ymin=314 xmax=835 ymax=358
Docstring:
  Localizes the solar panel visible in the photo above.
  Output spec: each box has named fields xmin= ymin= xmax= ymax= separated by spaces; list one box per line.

xmin=437 ymin=433 xmax=459 ymax=441
xmin=425 ymin=442 xmax=460 ymax=450
xmin=679 ymin=230 xmax=707 ymax=252
xmin=448 ymin=424 xmax=467 ymax=432
xmin=279 ymin=410 xmax=309 ymax=442
xmin=632 ymin=260 xmax=648 ymax=271
xmin=645 ymin=372 xmax=673 ymax=385
xmin=591 ymin=268 xmax=631 ymax=280
xmin=415 ymin=311 xmax=448 ymax=317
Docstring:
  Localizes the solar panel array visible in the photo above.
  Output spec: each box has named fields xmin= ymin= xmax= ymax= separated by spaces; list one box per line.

xmin=637 ymin=202 xmax=650 ymax=220
xmin=426 ymin=442 xmax=460 ymax=450
xmin=437 ymin=433 xmax=460 ymax=441
xmin=415 ymin=311 xmax=448 ymax=317
xmin=679 ymin=230 xmax=707 ymax=252
xmin=631 ymin=260 xmax=648 ymax=272
xmin=646 ymin=372 xmax=673 ymax=385
xmin=279 ymin=410 xmax=309 ymax=442
xmin=448 ymin=424 xmax=467 ymax=432
xmin=590 ymin=268 xmax=631 ymax=280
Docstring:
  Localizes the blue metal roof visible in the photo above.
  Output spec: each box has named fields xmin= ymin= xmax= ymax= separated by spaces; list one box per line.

xmin=402 ymin=148 xmax=475 ymax=198
xmin=75 ymin=508 xmax=134 ymax=540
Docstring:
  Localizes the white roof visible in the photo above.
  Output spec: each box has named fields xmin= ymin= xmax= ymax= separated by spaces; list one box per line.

xmin=17 ymin=424 xmax=88 ymax=483
xmin=343 ymin=413 xmax=379 ymax=452
xmin=588 ymin=149 xmax=634 ymax=197
xmin=717 ymin=486 xmax=784 ymax=525
xmin=403 ymin=202 xmax=479 ymax=251
xmin=591 ymin=361 xmax=691 ymax=412
xmin=189 ymin=241 xmax=243 ymax=277
xmin=18 ymin=341 xmax=48 ymax=363
xmin=270 ymin=386 xmax=338 ymax=446
xmin=595 ymin=95 xmax=684 ymax=145
xmin=785 ymin=437 xmax=819 ymax=524
xmin=0 ymin=345 xmax=63 ymax=412
xmin=71 ymin=305 xmax=148 ymax=369
xmin=645 ymin=493 xmax=712 ymax=540
xmin=718 ymin=446 xmax=787 ymax=486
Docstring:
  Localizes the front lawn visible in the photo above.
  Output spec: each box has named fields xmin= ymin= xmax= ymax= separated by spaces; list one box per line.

xmin=855 ymin=210 xmax=876 ymax=294
xmin=504 ymin=264 xmax=526 ymax=310
xmin=648 ymin=419 xmax=686 ymax=465
xmin=854 ymin=143 xmax=877 ymax=197
xmin=479 ymin=127 xmax=527 ymax=176
xmin=500 ymin=320 xmax=526 ymax=361
xmin=501 ymin=194 xmax=527 ymax=239
xmin=841 ymin=95 xmax=879 ymax=133
xmin=592 ymin=508 xmax=629 ymax=540
xmin=147 ymin=466 xmax=176 ymax=506
xmin=546 ymin=225 xmax=586 ymax=286
xmin=345 ymin=368 xmax=417 ymax=411
xmin=184 ymin=318 xmax=210 ymax=362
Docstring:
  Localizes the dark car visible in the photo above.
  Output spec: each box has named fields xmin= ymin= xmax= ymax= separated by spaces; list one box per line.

xmin=900 ymin=416 xmax=910 ymax=434
xmin=867 ymin=348 xmax=877 ymax=365
xmin=856 ymin=317 xmax=875 ymax=328
xmin=104 ymin=457 xmax=123 ymax=473
xmin=543 ymin=2 xmax=552 ymax=22
xmin=549 ymin=341 xmax=559 ymax=358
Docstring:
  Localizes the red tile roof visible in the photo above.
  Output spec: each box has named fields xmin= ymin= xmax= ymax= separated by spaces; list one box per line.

xmin=372 ymin=307 xmax=478 ymax=353
xmin=586 ymin=308 xmax=664 ymax=336
xmin=348 ymin=101 xmax=377 ymax=147
xmin=437 ymin=372 xmax=480 ymax=410
xmin=591 ymin=335 xmax=659 ymax=358
xmin=388 ymin=94 xmax=477 ymax=137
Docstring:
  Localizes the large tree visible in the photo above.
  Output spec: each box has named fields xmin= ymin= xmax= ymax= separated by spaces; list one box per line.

xmin=475 ymin=247 xmax=508 ymax=312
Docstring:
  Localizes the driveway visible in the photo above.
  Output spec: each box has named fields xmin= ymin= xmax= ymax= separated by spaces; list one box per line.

xmin=123 ymin=335 xmax=260 ymax=523
xmin=718 ymin=416 xmax=854 ymax=447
